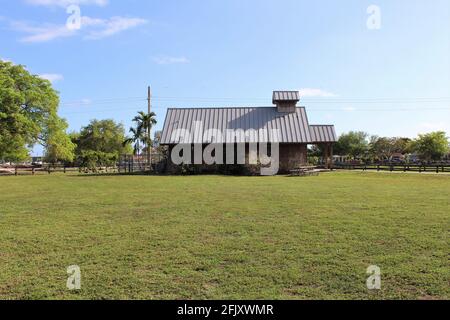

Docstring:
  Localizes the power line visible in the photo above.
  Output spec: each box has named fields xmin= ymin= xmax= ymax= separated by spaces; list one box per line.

xmin=60 ymin=95 xmax=450 ymax=106
xmin=58 ymin=105 xmax=450 ymax=115
xmin=57 ymin=95 xmax=450 ymax=115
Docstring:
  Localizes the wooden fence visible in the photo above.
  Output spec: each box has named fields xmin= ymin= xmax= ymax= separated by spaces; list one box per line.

xmin=0 ymin=165 xmax=119 ymax=176
xmin=334 ymin=163 xmax=450 ymax=173
xmin=1 ymin=157 xmax=167 ymax=176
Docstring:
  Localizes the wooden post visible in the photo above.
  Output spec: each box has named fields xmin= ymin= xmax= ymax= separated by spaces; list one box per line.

xmin=329 ymin=144 xmax=334 ymax=170
xmin=32 ymin=167 xmax=35 ymax=175
xmin=15 ymin=166 xmax=18 ymax=176
xmin=147 ymin=86 xmax=152 ymax=171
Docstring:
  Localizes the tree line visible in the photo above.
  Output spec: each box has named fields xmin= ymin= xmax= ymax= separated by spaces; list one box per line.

xmin=314 ymin=131 xmax=450 ymax=163
xmin=0 ymin=60 xmax=157 ymax=171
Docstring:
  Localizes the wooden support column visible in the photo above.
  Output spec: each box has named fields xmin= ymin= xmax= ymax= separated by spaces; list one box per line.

xmin=323 ymin=144 xmax=330 ymax=169
xmin=328 ymin=143 xmax=333 ymax=170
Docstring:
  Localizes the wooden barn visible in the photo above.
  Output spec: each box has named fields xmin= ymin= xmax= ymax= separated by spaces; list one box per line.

xmin=160 ymin=91 xmax=337 ymax=173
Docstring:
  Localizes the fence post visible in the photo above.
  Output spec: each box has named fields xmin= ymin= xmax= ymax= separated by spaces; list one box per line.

xmin=15 ymin=166 xmax=18 ymax=176
xmin=32 ymin=167 xmax=35 ymax=175
xmin=436 ymin=166 xmax=439 ymax=174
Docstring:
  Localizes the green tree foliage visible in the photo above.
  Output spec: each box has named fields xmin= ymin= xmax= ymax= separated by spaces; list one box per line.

xmin=334 ymin=131 xmax=369 ymax=158
xmin=410 ymin=131 xmax=449 ymax=161
xmin=72 ymin=119 xmax=131 ymax=169
xmin=369 ymin=136 xmax=411 ymax=161
xmin=132 ymin=111 xmax=157 ymax=154
xmin=0 ymin=60 xmax=74 ymax=162
xmin=123 ymin=127 xmax=144 ymax=156
xmin=78 ymin=150 xmax=119 ymax=172
xmin=43 ymin=116 xmax=76 ymax=164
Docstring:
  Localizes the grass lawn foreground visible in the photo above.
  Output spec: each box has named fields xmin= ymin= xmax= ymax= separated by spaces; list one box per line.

xmin=0 ymin=171 xmax=449 ymax=300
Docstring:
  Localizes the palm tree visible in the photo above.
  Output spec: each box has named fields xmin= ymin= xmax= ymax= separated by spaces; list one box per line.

xmin=124 ymin=127 xmax=143 ymax=156
xmin=132 ymin=111 xmax=157 ymax=168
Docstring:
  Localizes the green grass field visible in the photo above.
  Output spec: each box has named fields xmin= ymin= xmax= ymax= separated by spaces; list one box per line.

xmin=0 ymin=172 xmax=448 ymax=300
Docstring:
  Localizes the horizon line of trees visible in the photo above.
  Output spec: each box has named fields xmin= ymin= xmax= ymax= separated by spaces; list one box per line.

xmin=311 ymin=131 xmax=450 ymax=163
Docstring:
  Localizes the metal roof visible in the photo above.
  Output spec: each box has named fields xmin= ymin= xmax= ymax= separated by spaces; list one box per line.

xmin=309 ymin=125 xmax=338 ymax=143
xmin=160 ymin=107 xmax=337 ymax=144
xmin=272 ymin=91 xmax=300 ymax=103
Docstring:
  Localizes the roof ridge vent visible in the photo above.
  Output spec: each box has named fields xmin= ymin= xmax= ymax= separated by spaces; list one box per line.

xmin=272 ymin=91 xmax=300 ymax=113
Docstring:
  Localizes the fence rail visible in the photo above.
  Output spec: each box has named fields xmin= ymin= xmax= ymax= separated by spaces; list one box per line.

xmin=0 ymin=165 xmax=120 ymax=176
xmin=1 ymin=159 xmax=166 ymax=176
xmin=334 ymin=163 xmax=450 ymax=173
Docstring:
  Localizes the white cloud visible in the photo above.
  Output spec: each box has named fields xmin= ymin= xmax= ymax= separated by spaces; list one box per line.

xmin=10 ymin=16 xmax=148 ymax=43
xmin=342 ymin=106 xmax=356 ymax=112
xmin=25 ymin=0 xmax=108 ymax=7
xmin=153 ymin=56 xmax=190 ymax=65
xmin=1 ymin=57 xmax=13 ymax=63
xmin=60 ymin=98 xmax=92 ymax=107
xmin=80 ymin=98 xmax=92 ymax=105
xmin=39 ymin=73 xmax=64 ymax=83
xmin=298 ymin=88 xmax=337 ymax=98
xmin=84 ymin=16 xmax=148 ymax=40
xmin=12 ymin=21 xmax=76 ymax=43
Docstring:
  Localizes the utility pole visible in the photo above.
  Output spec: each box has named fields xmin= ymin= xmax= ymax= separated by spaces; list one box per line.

xmin=147 ymin=86 xmax=152 ymax=171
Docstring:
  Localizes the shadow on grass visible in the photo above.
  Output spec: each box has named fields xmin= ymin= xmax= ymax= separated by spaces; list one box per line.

xmin=68 ymin=172 xmax=158 ymax=178
xmin=67 ymin=172 xmax=292 ymax=178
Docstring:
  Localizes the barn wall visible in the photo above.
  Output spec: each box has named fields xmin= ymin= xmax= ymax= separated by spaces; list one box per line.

xmin=279 ymin=144 xmax=308 ymax=173
xmin=166 ymin=143 xmax=308 ymax=175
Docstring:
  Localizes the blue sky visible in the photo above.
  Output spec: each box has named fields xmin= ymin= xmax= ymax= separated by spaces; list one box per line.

xmin=1 ymin=0 xmax=449 ymax=155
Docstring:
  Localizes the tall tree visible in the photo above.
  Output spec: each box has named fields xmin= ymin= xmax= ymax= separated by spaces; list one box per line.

xmin=132 ymin=111 xmax=157 ymax=164
xmin=0 ymin=60 xmax=74 ymax=162
xmin=334 ymin=131 xmax=369 ymax=158
xmin=124 ymin=127 xmax=143 ymax=156
xmin=369 ymin=137 xmax=411 ymax=161
xmin=410 ymin=131 xmax=449 ymax=161
xmin=72 ymin=119 xmax=132 ymax=169
xmin=43 ymin=116 xmax=76 ymax=164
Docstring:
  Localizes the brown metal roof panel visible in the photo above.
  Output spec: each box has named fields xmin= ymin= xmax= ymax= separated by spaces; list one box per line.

xmin=160 ymin=109 xmax=172 ymax=144
xmin=309 ymin=125 xmax=337 ymax=143
xmin=160 ymin=107 xmax=335 ymax=145
xmin=272 ymin=91 xmax=300 ymax=103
